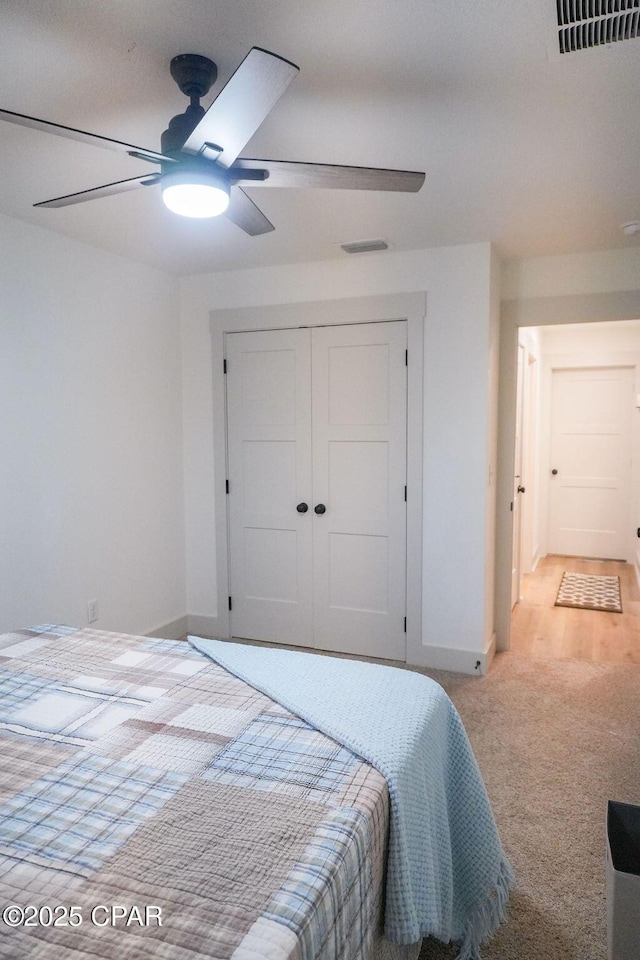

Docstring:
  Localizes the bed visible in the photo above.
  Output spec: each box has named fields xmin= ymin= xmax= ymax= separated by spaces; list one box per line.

xmin=0 ymin=625 xmax=511 ymax=960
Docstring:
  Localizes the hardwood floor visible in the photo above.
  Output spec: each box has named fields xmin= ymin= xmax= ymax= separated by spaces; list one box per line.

xmin=510 ymin=554 xmax=640 ymax=664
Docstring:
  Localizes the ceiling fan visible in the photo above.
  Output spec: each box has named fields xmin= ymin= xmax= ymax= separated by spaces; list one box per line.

xmin=0 ymin=47 xmax=425 ymax=236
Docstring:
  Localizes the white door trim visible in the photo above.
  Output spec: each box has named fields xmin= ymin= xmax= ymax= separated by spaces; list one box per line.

xmin=205 ymin=293 xmax=425 ymax=665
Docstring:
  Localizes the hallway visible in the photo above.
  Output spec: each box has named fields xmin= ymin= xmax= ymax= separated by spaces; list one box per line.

xmin=510 ymin=555 xmax=640 ymax=664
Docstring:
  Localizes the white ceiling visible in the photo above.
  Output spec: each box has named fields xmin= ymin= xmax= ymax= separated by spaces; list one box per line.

xmin=2 ymin=0 xmax=640 ymax=276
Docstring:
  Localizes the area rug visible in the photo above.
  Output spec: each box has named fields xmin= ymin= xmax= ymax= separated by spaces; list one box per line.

xmin=554 ymin=571 xmax=622 ymax=613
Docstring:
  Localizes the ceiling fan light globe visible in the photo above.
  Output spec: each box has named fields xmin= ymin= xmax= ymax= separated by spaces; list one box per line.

xmin=161 ymin=171 xmax=230 ymax=218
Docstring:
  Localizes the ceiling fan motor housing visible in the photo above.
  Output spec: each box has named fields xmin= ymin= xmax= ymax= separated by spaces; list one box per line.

xmin=169 ymin=54 xmax=217 ymax=100
xmin=160 ymin=154 xmax=229 ymax=183
xmin=161 ymin=104 xmax=205 ymax=155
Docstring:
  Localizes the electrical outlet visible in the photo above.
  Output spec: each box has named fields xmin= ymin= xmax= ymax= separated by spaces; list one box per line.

xmin=87 ymin=599 xmax=99 ymax=624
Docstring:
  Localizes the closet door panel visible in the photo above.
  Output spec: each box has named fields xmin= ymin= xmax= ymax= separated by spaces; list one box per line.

xmin=311 ymin=321 xmax=407 ymax=660
xmin=226 ymin=328 xmax=314 ymax=647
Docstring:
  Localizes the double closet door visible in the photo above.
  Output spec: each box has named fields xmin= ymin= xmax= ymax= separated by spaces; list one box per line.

xmin=225 ymin=320 xmax=408 ymax=661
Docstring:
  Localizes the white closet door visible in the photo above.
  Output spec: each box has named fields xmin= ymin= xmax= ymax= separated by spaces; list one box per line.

xmin=226 ymin=328 xmax=314 ymax=647
xmin=311 ymin=322 xmax=407 ymax=660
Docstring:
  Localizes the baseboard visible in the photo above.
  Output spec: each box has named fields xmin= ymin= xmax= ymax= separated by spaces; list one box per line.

xmin=483 ymin=632 xmax=497 ymax=673
xmin=146 ymin=614 xmax=227 ymax=641
xmin=186 ymin=614 xmax=226 ymax=639
xmin=160 ymin=614 xmax=495 ymax=676
xmin=146 ymin=615 xmax=189 ymax=641
xmin=408 ymin=642 xmax=492 ymax=676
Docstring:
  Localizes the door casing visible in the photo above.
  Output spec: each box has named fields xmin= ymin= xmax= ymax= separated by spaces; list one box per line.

xmin=206 ymin=293 xmax=425 ymax=665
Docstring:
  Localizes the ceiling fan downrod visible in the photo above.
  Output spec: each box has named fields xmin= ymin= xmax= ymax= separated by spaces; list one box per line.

xmin=161 ymin=53 xmax=218 ymax=155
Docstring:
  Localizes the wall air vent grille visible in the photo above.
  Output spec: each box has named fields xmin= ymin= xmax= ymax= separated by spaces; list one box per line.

xmin=556 ymin=0 xmax=640 ymax=52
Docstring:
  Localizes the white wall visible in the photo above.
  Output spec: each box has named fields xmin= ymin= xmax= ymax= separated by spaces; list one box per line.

xmin=0 ymin=213 xmax=185 ymax=636
xmin=503 ymin=248 xmax=640 ymax=299
xmin=539 ymin=318 xmax=640 ymax=352
xmin=7 ymin=220 xmax=638 ymax=659
xmin=181 ymin=242 xmax=499 ymax=672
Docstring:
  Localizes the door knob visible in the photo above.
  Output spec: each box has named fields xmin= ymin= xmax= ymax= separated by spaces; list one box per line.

xmin=296 ymin=502 xmax=309 ymax=513
xmin=551 ymin=469 xmax=558 ymax=475
xmin=314 ymin=503 xmax=326 ymax=515
xmin=517 ymin=485 xmax=526 ymax=493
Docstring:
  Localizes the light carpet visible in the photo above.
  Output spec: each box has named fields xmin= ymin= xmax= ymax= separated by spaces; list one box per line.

xmin=417 ymin=651 xmax=640 ymax=959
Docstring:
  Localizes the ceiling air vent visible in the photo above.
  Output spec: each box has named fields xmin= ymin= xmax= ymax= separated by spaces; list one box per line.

xmin=340 ymin=238 xmax=389 ymax=254
xmin=556 ymin=0 xmax=640 ymax=53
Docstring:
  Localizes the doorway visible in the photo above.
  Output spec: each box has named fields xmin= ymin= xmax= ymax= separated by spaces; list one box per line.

xmin=510 ymin=335 xmax=539 ymax=610
xmin=506 ymin=319 xmax=640 ymax=661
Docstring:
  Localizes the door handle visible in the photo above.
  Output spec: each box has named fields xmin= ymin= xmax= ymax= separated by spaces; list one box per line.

xmin=314 ymin=503 xmax=326 ymax=515
xmin=551 ymin=469 xmax=558 ymax=475
xmin=296 ymin=502 xmax=309 ymax=513
xmin=517 ymin=485 xmax=526 ymax=493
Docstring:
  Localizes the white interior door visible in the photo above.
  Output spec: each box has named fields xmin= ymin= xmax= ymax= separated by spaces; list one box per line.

xmin=311 ymin=322 xmax=407 ymax=660
xmin=520 ymin=351 xmax=538 ymax=576
xmin=511 ymin=344 xmax=525 ymax=608
xmin=226 ymin=328 xmax=313 ymax=646
xmin=548 ymin=366 xmax=634 ymax=560
xmin=225 ymin=320 xmax=407 ymax=660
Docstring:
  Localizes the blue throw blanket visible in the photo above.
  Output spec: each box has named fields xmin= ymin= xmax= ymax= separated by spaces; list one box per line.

xmin=189 ymin=637 xmax=513 ymax=959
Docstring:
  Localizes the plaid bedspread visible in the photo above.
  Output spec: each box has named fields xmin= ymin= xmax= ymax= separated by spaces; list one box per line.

xmin=0 ymin=626 xmax=420 ymax=960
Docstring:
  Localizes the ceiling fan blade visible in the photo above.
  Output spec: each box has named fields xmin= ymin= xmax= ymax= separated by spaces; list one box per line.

xmin=34 ymin=173 xmax=161 ymax=208
xmin=182 ymin=47 xmax=299 ymax=167
xmin=0 ymin=108 xmax=173 ymax=165
xmin=225 ymin=187 xmax=275 ymax=235
xmin=230 ymin=158 xmax=425 ymax=192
